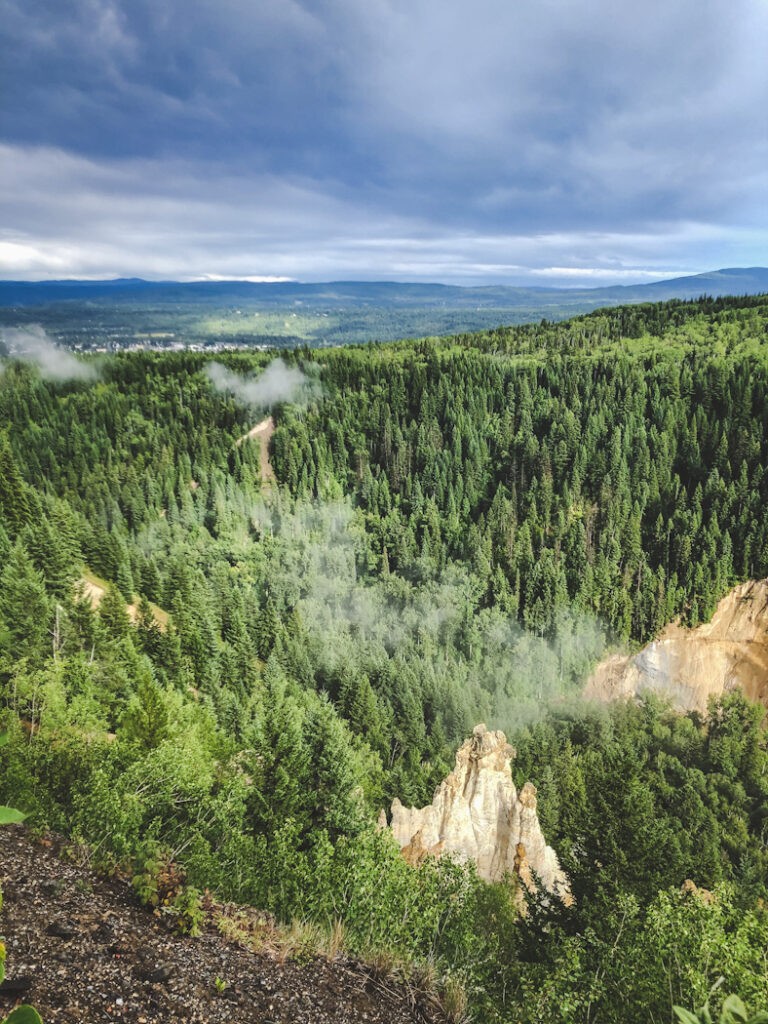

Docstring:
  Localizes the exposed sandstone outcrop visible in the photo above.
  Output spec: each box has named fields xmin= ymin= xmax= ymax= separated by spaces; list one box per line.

xmin=586 ymin=579 xmax=768 ymax=714
xmin=389 ymin=724 xmax=569 ymax=903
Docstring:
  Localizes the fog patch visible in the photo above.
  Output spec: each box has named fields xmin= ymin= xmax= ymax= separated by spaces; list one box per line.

xmin=251 ymin=494 xmax=607 ymax=730
xmin=205 ymin=358 xmax=319 ymax=410
xmin=1 ymin=325 xmax=97 ymax=381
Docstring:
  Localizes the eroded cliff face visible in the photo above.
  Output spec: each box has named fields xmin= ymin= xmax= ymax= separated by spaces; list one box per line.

xmin=389 ymin=724 xmax=569 ymax=903
xmin=586 ymin=579 xmax=768 ymax=714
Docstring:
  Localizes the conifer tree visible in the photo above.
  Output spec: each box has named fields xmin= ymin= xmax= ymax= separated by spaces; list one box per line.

xmin=0 ymin=539 xmax=51 ymax=665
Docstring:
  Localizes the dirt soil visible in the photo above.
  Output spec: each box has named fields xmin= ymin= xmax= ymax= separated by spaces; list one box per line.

xmin=77 ymin=574 xmax=169 ymax=631
xmin=0 ymin=826 xmax=439 ymax=1024
xmin=236 ymin=417 xmax=276 ymax=484
xmin=586 ymin=579 xmax=768 ymax=713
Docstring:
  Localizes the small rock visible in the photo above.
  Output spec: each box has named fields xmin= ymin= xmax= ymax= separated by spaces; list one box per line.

xmin=0 ymin=975 xmax=33 ymax=996
xmin=92 ymin=921 xmax=114 ymax=942
xmin=46 ymin=920 xmax=76 ymax=940
xmin=148 ymin=965 xmax=174 ymax=984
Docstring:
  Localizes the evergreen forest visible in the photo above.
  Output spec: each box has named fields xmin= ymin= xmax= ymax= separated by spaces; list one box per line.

xmin=1 ymin=293 xmax=768 ymax=1022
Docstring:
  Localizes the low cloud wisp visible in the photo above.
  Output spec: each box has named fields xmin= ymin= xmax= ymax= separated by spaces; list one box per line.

xmin=205 ymin=358 xmax=319 ymax=410
xmin=1 ymin=325 xmax=97 ymax=381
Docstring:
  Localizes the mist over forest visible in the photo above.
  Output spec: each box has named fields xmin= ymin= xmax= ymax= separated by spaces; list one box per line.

xmin=1 ymin=293 xmax=768 ymax=1021
xmin=3 ymin=0 xmax=768 ymax=1015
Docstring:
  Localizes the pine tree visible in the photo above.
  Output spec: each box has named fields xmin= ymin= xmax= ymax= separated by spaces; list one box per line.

xmin=0 ymin=539 xmax=51 ymax=665
xmin=98 ymin=583 xmax=132 ymax=641
xmin=0 ymin=436 xmax=32 ymax=538
xmin=120 ymin=662 xmax=170 ymax=749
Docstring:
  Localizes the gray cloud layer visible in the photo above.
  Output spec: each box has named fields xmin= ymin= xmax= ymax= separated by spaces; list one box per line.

xmin=1 ymin=0 xmax=766 ymax=282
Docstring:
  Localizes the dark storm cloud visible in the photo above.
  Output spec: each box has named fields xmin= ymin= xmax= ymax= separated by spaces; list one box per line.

xmin=1 ymin=0 xmax=766 ymax=281
xmin=0 ymin=0 xmax=350 ymax=169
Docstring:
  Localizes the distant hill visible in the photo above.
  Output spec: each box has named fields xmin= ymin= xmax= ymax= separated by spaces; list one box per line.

xmin=2 ymin=268 xmax=767 ymax=349
xmin=0 ymin=267 xmax=767 ymax=310
xmin=593 ymin=267 xmax=768 ymax=302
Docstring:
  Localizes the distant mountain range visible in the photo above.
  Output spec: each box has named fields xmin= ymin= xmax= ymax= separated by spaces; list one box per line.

xmin=1 ymin=267 xmax=767 ymax=311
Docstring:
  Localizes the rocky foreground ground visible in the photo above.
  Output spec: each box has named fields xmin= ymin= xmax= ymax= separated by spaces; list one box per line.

xmin=0 ymin=826 xmax=441 ymax=1024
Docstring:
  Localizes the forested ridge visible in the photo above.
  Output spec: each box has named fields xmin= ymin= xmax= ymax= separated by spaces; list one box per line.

xmin=1 ymin=294 xmax=768 ymax=1022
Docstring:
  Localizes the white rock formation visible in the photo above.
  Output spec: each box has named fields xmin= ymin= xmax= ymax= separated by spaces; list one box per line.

xmin=389 ymin=724 xmax=569 ymax=902
xmin=586 ymin=579 xmax=768 ymax=714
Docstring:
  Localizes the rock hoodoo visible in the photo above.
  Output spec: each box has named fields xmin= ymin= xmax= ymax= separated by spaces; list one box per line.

xmin=586 ymin=579 xmax=768 ymax=714
xmin=389 ymin=724 xmax=569 ymax=902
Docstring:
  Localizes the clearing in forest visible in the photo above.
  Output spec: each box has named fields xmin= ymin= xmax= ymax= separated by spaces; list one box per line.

xmin=236 ymin=415 xmax=276 ymax=484
xmin=78 ymin=569 xmax=169 ymax=630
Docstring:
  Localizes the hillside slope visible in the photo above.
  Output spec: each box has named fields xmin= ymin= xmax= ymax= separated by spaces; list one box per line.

xmin=0 ymin=827 xmax=438 ymax=1024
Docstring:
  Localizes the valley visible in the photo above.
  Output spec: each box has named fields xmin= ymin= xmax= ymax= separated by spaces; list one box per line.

xmin=6 ymin=0 xmax=767 ymax=1016
xmin=1 ymin=293 xmax=768 ymax=1022
xmin=2 ymin=268 xmax=768 ymax=351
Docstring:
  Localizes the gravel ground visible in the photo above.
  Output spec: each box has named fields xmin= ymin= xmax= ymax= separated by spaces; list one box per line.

xmin=0 ymin=826 xmax=441 ymax=1024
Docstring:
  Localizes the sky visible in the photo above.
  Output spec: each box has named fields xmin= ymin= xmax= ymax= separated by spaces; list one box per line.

xmin=1 ymin=0 xmax=767 ymax=285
